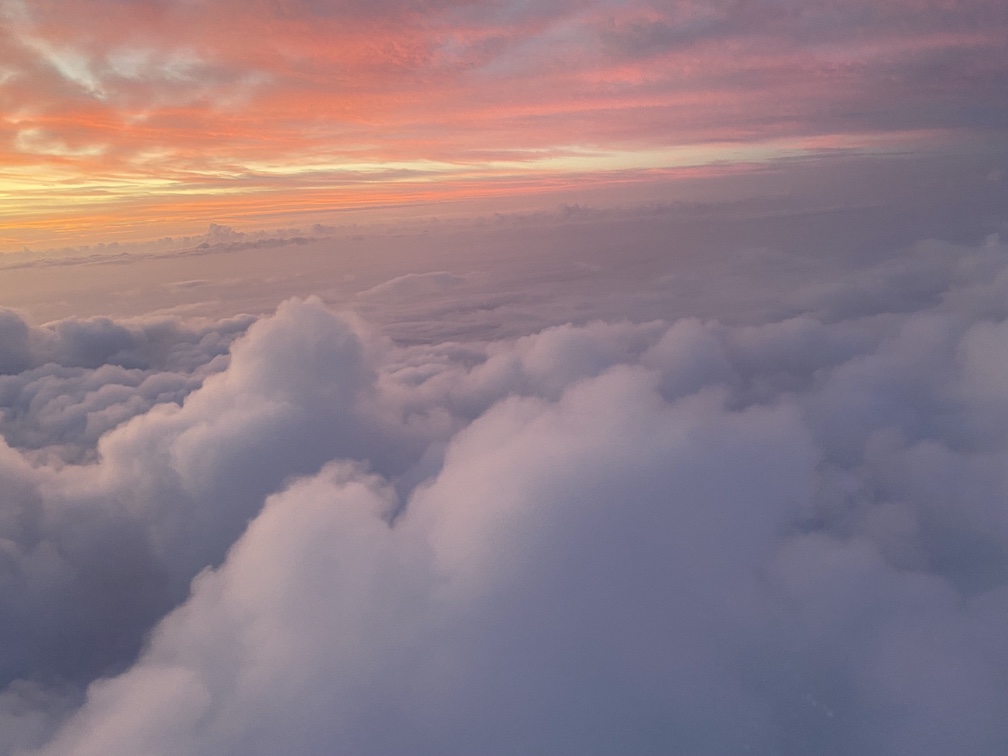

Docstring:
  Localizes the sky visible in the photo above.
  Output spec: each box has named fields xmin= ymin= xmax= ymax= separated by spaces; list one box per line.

xmin=2 ymin=1 xmax=1008 ymax=755
xmin=1 ymin=0 xmax=1006 ymax=249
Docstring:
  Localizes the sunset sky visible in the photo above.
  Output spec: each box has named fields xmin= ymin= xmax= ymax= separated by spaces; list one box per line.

xmin=2 ymin=0 xmax=1006 ymax=249
xmin=5 ymin=3 xmax=1008 ymax=755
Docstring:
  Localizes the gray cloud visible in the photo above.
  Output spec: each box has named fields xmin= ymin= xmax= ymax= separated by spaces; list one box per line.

xmin=0 ymin=310 xmax=253 ymax=461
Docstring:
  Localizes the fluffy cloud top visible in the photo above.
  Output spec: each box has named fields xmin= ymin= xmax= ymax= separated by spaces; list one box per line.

xmin=2 ymin=234 xmax=1008 ymax=754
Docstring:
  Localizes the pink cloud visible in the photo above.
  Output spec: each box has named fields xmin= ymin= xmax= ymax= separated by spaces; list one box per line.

xmin=1 ymin=0 xmax=1005 ymax=244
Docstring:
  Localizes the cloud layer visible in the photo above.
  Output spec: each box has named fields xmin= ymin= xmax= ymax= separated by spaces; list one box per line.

xmin=1 ymin=229 xmax=1008 ymax=754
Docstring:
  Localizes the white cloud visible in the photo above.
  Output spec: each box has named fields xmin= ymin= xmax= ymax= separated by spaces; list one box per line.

xmin=2 ymin=233 xmax=1008 ymax=754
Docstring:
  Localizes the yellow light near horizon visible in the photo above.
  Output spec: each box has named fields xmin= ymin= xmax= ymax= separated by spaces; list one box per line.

xmin=0 ymin=126 xmax=963 ymax=252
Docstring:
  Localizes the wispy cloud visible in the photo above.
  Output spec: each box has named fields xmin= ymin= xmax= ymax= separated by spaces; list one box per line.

xmin=1 ymin=0 xmax=1005 ymax=245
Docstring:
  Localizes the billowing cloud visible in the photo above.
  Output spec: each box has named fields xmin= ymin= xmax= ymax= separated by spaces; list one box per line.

xmin=0 ymin=309 xmax=252 ymax=461
xmin=0 ymin=299 xmax=427 ymax=701
xmin=1 ymin=229 xmax=1008 ymax=753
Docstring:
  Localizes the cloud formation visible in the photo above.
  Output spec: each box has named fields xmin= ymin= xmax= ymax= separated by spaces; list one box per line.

xmin=1 ymin=229 xmax=1008 ymax=753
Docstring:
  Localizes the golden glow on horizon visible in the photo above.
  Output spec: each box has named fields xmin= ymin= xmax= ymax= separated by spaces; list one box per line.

xmin=0 ymin=126 xmax=976 ymax=251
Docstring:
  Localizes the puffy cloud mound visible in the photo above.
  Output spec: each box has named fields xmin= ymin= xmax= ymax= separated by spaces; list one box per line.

xmin=3 ymin=236 xmax=1008 ymax=755
xmin=0 ymin=310 xmax=254 ymax=462
xmin=0 ymin=300 xmax=436 ymax=708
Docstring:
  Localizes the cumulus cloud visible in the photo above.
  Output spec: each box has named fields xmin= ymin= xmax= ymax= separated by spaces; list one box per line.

xmin=2 ymin=233 xmax=1008 ymax=754
xmin=0 ymin=309 xmax=253 ymax=461
xmin=0 ymin=301 xmax=409 ymax=692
